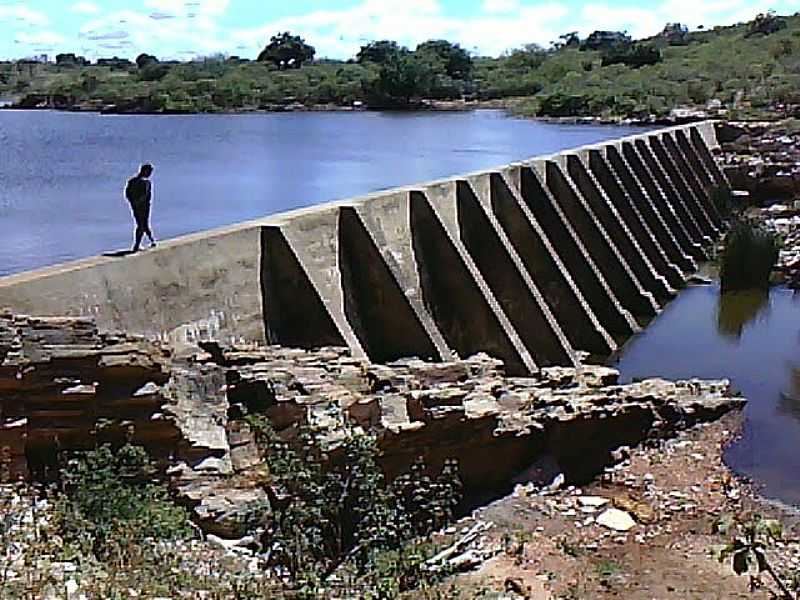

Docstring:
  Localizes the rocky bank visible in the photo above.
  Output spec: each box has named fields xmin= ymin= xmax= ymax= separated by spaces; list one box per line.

xmin=0 ymin=310 xmax=745 ymax=541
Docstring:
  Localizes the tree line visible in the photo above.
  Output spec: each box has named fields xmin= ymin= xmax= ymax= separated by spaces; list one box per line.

xmin=1 ymin=11 xmax=794 ymax=119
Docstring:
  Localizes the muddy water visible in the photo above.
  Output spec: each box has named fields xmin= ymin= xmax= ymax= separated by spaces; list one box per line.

xmin=612 ymin=282 xmax=800 ymax=504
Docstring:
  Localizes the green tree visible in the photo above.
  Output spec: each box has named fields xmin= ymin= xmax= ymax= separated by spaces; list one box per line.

xmin=257 ymin=32 xmax=316 ymax=69
xmin=415 ymin=39 xmax=473 ymax=79
xmin=363 ymin=52 xmax=436 ymax=107
xmin=504 ymin=44 xmax=548 ymax=70
xmin=135 ymin=53 xmax=159 ymax=69
xmin=556 ymin=32 xmax=581 ymax=48
xmin=356 ymin=40 xmax=406 ymax=64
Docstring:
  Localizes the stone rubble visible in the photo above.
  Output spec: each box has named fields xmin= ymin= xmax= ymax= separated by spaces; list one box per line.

xmin=718 ymin=121 xmax=800 ymax=202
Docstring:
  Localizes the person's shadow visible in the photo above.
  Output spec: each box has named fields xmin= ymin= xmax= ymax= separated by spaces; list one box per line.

xmin=102 ymin=250 xmax=137 ymax=258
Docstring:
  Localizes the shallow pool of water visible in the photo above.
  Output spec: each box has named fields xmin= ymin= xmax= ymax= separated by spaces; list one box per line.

xmin=612 ymin=283 xmax=800 ymax=505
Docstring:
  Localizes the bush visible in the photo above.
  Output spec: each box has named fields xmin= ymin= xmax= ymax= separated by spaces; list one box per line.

xmin=246 ymin=416 xmax=462 ymax=591
xmin=601 ymin=44 xmax=662 ymax=69
xmin=55 ymin=444 xmax=192 ymax=561
xmin=138 ymin=63 xmax=170 ymax=82
xmin=537 ymin=93 xmax=590 ymax=116
xmin=720 ymin=219 xmax=780 ymax=292
xmin=746 ymin=12 xmax=788 ymax=38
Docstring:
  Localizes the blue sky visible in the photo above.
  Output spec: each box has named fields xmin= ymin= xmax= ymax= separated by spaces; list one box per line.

xmin=0 ymin=0 xmax=797 ymax=61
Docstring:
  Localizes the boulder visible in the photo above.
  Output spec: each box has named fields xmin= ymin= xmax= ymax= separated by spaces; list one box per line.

xmin=596 ymin=508 xmax=636 ymax=531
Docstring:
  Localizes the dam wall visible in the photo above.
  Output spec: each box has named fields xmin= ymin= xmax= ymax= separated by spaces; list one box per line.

xmin=0 ymin=121 xmax=728 ymax=374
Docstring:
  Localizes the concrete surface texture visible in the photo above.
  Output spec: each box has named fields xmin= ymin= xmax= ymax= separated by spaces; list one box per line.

xmin=0 ymin=121 xmax=728 ymax=374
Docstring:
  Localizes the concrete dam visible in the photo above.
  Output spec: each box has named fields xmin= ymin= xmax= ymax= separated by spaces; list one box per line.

xmin=0 ymin=121 xmax=727 ymax=374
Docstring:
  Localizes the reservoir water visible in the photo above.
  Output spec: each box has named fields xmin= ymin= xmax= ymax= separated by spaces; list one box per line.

xmin=0 ymin=109 xmax=647 ymax=276
xmin=613 ymin=283 xmax=800 ymax=506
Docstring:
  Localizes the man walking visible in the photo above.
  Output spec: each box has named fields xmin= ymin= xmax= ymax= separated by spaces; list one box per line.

xmin=125 ymin=163 xmax=156 ymax=252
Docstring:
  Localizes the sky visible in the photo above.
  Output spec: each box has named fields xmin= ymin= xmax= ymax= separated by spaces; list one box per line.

xmin=0 ymin=0 xmax=798 ymax=61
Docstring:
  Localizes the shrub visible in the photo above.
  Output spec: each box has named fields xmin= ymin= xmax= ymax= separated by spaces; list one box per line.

xmin=720 ymin=219 xmax=780 ymax=292
xmin=138 ymin=63 xmax=170 ymax=82
xmin=55 ymin=444 xmax=192 ymax=561
xmin=537 ymin=93 xmax=590 ymax=116
xmin=246 ymin=416 xmax=463 ymax=591
xmin=601 ymin=44 xmax=662 ymax=69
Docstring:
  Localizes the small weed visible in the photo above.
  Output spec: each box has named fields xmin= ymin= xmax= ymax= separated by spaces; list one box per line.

xmin=716 ymin=512 xmax=796 ymax=599
xmin=557 ymin=536 xmax=581 ymax=558
xmin=596 ymin=559 xmax=622 ymax=578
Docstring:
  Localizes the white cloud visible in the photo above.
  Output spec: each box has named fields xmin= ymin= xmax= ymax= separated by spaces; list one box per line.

xmin=200 ymin=0 xmax=231 ymax=17
xmin=2 ymin=0 xmax=782 ymax=62
xmin=14 ymin=30 xmax=65 ymax=45
xmin=79 ymin=7 xmax=232 ymax=59
xmin=578 ymin=4 xmax=661 ymax=38
xmin=572 ymin=0 xmax=780 ymax=40
xmin=226 ymin=0 xmax=779 ymax=60
xmin=143 ymin=0 xmax=231 ymax=18
xmin=71 ymin=2 xmax=101 ymax=15
xmin=0 ymin=4 xmax=49 ymax=27
xmin=231 ymin=0 xmax=569 ymax=59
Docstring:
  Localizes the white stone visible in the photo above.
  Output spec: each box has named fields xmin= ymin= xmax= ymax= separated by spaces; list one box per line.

xmin=596 ymin=508 xmax=636 ymax=532
xmin=578 ymin=496 xmax=610 ymax=508
xmin=65 ymin=579 xmax=79 ymax=596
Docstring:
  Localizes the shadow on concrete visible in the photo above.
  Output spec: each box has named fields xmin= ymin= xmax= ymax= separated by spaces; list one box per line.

xmin=489 ymin=172 xmax=612 ymax=358
xmin=520 ymin=166 xmax=633 ymax=340
xmin=456 ymin=180 xmax=571 ymax=366
xmin=338 ymin=206 xmax=438 ymax=363
xmin=410 ymin=190 xmax=526 ymax=375
xmin=260 ymin=226 xmax=346 ymax=349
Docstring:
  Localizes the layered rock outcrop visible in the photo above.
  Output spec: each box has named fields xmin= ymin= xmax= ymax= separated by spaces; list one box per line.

xmin=0 ymin=312 xmax=745 ymax=537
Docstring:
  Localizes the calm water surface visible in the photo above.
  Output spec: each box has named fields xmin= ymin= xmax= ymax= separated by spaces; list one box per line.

xmin=0 ymin=109 xmax=647 ymax=276
xmin=613 ymin=283 xmax=800 ymax=505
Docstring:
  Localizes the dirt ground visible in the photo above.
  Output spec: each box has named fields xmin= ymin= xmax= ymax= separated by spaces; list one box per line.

xmin=436 ymin=412 xmax=800 ymax=599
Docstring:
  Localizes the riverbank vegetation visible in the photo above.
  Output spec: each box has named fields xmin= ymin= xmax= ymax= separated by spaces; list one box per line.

xmin=720 ymin=219 xmax=781 ymax=292
xmin=1 ymin=11 xmax=799 ymax=120
xmin=1 ymin=426 xmax=464 ymax=599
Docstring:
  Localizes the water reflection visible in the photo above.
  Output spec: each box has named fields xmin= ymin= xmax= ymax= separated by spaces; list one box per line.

xmin=717 ymin=288 xmax=771 ymax=340
xmin=614 ymin=283 xmax=800 ymax=506
xmin=778 ymin=368 xmax=800 ymax=421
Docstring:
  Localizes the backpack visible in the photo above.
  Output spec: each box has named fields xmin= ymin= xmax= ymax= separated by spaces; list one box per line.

xmin=125 ymin=177 xmax=147 ymax=203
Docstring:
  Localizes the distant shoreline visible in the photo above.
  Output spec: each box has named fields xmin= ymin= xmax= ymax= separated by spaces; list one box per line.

xmin=0 ymin=99 xmax=708 ymax=128
xmin=0 ymin=97 xmax=510 ymax=115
